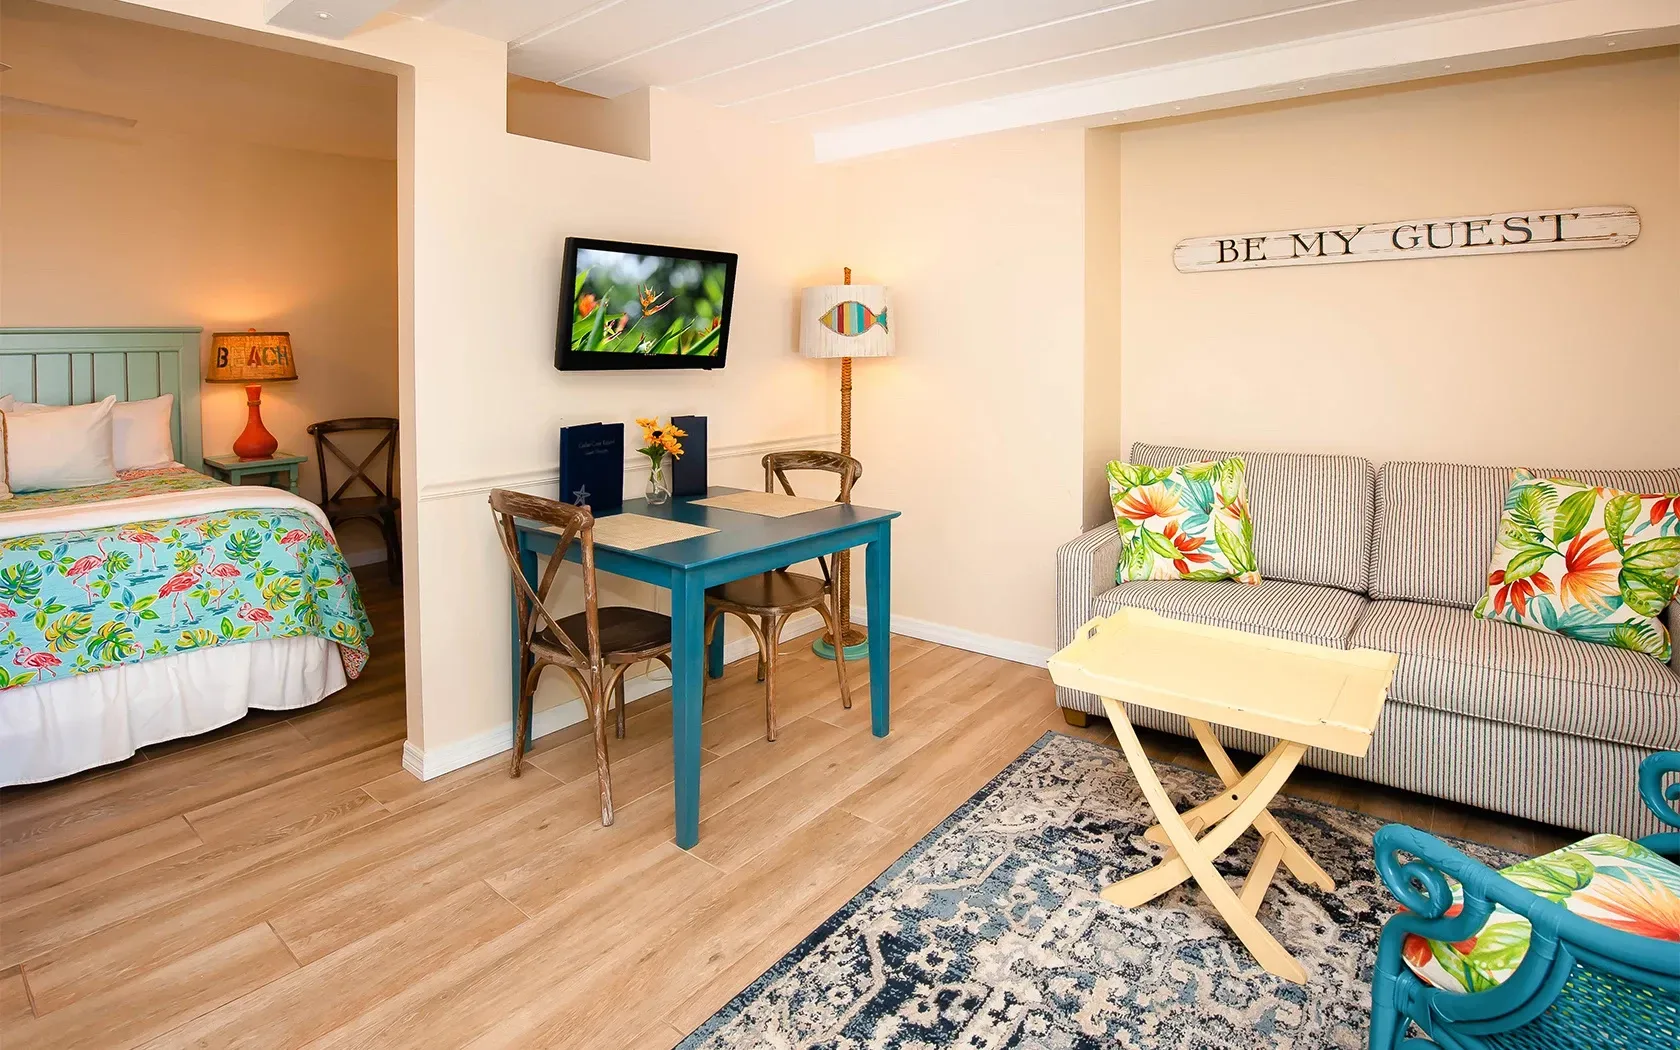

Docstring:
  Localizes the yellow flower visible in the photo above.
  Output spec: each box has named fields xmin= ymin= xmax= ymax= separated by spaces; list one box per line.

xmin=661 ymin=435 xmax=684 ymax=457
xmin=665 ymin=424 xmax=687 ymax=440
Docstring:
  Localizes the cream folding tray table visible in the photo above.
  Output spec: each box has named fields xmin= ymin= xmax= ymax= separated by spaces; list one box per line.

xmin=1048 ymin=607 xmax=1398 ymax=983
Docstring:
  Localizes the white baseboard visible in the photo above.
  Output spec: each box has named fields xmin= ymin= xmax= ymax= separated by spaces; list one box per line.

xmin=850 ymin=606 xmax=1054 ymax=668
xmin=399 ymin=605 xmax=1049 ymax=782
xmin=400 ymin=609 xmax=823 ymax=781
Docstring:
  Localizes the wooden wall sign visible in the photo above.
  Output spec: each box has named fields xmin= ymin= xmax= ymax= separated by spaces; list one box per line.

xmin=1174 ymin=206 xmax=1639 ymax=273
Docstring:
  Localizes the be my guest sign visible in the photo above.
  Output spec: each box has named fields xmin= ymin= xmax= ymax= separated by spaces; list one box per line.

xmin=1174 ymin=205 xmax=1639 ymax=273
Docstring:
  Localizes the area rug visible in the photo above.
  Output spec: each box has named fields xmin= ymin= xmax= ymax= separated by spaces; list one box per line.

xmin=677 ymin=731 xmax=1519 ymax=1050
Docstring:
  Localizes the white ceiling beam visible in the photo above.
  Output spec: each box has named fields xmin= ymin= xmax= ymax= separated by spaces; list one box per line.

xmin=811 ymin=0 xmax=1680 ymax=161
xmin=263 ymin=0 xmax=398 ymax=39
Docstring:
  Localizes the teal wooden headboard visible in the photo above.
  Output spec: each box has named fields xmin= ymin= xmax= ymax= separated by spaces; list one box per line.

xmin=0 ymin=327 xmax=204 ymax=472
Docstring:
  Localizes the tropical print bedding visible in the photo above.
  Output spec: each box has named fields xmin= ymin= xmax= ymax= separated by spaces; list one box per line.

xmin=1402 ymin=833 xmax=1680 ymax=993
xmin=1 ymin=465 xmax=222 ymax=513
xmin=0 ymin=469 xmax=371 ymax=689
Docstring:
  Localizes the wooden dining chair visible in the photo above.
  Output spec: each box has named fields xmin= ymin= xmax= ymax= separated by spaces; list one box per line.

xmin=307 ymin=417 xmax=401 ymax=584
xmin=703 ymin=451 xmax=858 ymax=742
xmin=489 ymin=489 xmax=673 ymax=826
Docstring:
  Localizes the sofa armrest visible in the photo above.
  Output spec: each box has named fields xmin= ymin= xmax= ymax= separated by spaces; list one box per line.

xmin=1671 ymin=602 xmax=1679 ymax=675
xmin=1056 ymin=523 xmax=1119 ymax=647
xmin=1054 ymin=523 xmax=1119 ymax=713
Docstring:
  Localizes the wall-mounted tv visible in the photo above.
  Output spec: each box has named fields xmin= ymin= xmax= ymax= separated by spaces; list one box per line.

xmin=556 ymin=237 xmax=738 ymax=371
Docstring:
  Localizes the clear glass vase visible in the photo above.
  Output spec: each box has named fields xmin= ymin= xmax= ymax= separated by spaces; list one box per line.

xmin=644 ymin=455 xmax=671 ymax=505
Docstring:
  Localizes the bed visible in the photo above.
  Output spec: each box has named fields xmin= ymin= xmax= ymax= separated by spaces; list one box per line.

xmin=0 ymin=328 xmax=373 ymax=786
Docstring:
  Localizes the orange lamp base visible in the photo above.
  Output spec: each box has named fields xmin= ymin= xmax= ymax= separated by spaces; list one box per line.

xmin=232 ymin=384 xmax=279 ymax=461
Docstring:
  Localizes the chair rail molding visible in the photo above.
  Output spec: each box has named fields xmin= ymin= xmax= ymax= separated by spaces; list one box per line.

xmin=417 ymin=432 xmax=840 ymax=502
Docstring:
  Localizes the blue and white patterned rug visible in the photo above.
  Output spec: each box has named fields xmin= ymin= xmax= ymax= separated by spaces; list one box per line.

xmin=678 ymin=730 xmax=1517 ymax=1050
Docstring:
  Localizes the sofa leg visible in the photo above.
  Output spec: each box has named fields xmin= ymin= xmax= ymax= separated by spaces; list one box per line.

xmin=1061 ymin=708 xmax=1092 ymax=729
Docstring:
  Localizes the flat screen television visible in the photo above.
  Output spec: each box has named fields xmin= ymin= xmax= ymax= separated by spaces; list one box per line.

xmin=556 ymin=237 xmax=738 ymax=371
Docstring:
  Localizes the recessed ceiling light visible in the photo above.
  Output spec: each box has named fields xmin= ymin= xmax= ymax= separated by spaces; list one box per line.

xmin=1443 ymin=63 xmax=1452 ymax=69
xmin=317 ymin=11 xmax=332 ymax=18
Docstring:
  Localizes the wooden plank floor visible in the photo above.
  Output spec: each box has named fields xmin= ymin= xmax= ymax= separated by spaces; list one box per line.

xmin=0 ymin=575 xmax=1573 ymax=1049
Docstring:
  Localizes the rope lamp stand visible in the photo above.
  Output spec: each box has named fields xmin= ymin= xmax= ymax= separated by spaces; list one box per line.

xmin=799 ymin=267 xmax=894 ymax=662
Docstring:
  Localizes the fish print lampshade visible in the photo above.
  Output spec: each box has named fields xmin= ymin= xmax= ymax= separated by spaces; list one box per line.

xmin=799 ymin=285 xmax=894 ymax=360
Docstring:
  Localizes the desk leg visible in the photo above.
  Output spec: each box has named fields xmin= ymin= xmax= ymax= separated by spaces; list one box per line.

xmin=512 ymin=546 xmax=538 ymax=751
xmin=671 ymin=574 xmax=705 ymax=849
xmin=865 ymin=526 xmax=891 ymax=738
xmin=706 ymin=608 xmax=725 ymax=680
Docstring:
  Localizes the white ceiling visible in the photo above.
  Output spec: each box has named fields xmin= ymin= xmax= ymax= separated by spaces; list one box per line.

xmin=397 ymin=0 xmax=1522 ymax=122
xmin=355 ymin=0 xmax=1679 ymax=155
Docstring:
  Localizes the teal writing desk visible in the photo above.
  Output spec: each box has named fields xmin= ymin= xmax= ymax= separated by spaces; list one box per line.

xmin=512 ymin=486 xmax=899 ymax=849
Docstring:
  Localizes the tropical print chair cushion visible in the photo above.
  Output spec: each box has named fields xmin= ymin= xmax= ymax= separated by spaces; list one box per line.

xmin=1473 ymin=470 xmax=1680 ymax=662
xmin=1106 ymin=456 xmax=1259 ymax=586
xmin=1402 ymin=834 xmax=1680 ymax=993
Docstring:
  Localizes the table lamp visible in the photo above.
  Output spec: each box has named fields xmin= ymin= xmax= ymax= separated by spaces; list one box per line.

xmin=799 ymin=269 xmax=894 ymax=661
xmin=206 ymin=328 xmax=298 ymax=460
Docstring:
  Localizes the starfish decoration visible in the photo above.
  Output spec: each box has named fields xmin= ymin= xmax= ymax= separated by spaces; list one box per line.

xmin=572 ymin=485 xmax=591 ymax=506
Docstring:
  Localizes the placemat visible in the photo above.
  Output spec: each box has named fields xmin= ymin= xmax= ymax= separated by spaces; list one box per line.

xmin=544 ymin=514 xmax=717 ymax=551
xmin=691 ymin=491 xmax=837 ymax=518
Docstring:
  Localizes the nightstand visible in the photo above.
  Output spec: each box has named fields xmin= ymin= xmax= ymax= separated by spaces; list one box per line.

xmin=203 ymin=452 xmax=306 ymax=494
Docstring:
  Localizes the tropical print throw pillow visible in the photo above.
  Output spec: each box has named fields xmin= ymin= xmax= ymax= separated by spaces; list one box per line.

xmin=1402 ymin=833 xmax=1680 ymax=993
xmin=1107 ymin=457 xmax=1259 ymax=585
xmin=1473 ymin=470 xmax=1680 ymax=661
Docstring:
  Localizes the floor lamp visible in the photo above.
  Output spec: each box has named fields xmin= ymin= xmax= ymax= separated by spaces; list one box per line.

xmin=800 ymin=269 xmax=894 ymax=661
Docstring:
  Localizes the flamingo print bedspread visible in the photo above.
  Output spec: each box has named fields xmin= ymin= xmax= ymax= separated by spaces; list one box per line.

xmin=0 ymin=470 xmax=371 ymax=689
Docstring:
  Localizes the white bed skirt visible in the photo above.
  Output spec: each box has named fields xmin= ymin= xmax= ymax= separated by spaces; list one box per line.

xmin=0 ymin=636 xmax=347 ymax=787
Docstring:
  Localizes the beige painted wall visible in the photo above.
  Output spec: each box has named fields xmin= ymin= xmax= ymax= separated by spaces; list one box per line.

xmin=0 ymin=0 xmax=399 ymax=560
xmin=833 ymin=128 xmax=1087 ymax=655
xmin=506 ymin=76 xmax=650 ymax=161
xmin=1099 ymin=53 xmax=1680 ymax=495
xmin=1083 ymin=129 xmax=1125 ymax=530
xmin=407 ymin=84 xmax=850 ymax=744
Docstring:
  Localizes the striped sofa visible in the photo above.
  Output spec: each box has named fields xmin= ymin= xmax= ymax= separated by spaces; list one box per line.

xmin=1056 ymin=443 xmax=1680 ymax=838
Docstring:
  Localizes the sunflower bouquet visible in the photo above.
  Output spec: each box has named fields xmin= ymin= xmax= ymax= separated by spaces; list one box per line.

xmin=635 ymin=417 xmax=686 ymax=504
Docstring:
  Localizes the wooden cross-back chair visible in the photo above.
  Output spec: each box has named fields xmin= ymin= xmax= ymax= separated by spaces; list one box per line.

xmin=308 ymin=417 xmax=401 ymax=584
xmin=704 ymin=450 xmax=859 ymax=742
xmin=489 ymin=489 xmax=673 ymax=826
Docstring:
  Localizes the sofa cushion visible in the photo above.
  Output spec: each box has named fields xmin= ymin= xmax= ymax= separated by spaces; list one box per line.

xmin=1474 ymin=470 xmax=1679 ymax=663
xmin=1372 ymin=461 xmax=1680 ymax=609
xmin=1107 ymin=457 xmax=1259 ymax=585
xmin=1351 ymin=599 xmax=1680 ymax=749
xmin=1131 ymin=443 xmax=1374 ymax=593
xmin=1093 ymin=578 xmax=1367 ymax=648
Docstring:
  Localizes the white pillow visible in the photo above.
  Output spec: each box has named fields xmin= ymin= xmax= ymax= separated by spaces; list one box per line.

xmin=0 ymin=394 xmax=176 ymax=471
xmin=6 ymin=396 xmax=119 ymax=492
xmin=112 ymin=394 xmax=176 ymax=470
xmin=0 ymin=414 xmax=11 ymax=500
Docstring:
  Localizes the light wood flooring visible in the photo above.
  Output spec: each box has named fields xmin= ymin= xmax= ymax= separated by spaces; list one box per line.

xmin=0 ymin=575 xmax=1573 ymax=1049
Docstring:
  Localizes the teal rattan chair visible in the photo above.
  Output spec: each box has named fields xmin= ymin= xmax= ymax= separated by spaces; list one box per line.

xmin=1370 ymin=751 xmax=1680 ymax=1050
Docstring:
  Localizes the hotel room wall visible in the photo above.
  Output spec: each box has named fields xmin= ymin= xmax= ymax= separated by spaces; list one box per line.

xmin=7 ymin=3 xmax=853 ymax=759
xmin=1097 ymin=51 xmax=1680 ymax=508
xmin=832 ymin=128 xmax=1088 ymax=656
xmin=0 ymin=0 xmax=400 ymax=563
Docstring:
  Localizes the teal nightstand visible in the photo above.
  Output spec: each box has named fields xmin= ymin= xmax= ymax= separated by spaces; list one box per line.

xmin=203 ymin=451 xmax=306 ymax=494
